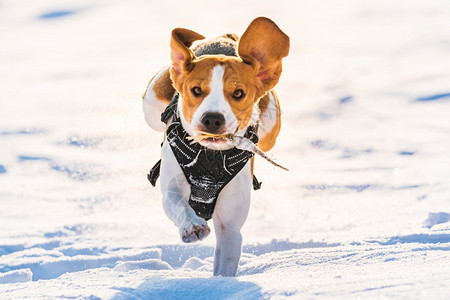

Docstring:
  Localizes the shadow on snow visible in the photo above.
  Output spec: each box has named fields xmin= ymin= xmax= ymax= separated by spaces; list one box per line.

xmin=368 ymin=233 xmax=450 ymax=247
xmin=112 ymin=277 xmax=264 ymax=300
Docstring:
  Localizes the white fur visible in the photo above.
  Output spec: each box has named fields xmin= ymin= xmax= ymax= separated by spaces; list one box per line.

xmin=159 ymin=64 xmax=254 ymax=276
xmin=258 ymin=91 xmax=277 ymax=138
xmin=212 ymin=160 xmax=252 ymax=276
xmin=180 ymin=66 xmax=239 ymax=151
xmin=190 ymin=66 xmax=238 ymax=133
xmin=159 ymin=141 xmax=211 ymax=242
xmin=160 ymin=138 xmax=252 ymax=276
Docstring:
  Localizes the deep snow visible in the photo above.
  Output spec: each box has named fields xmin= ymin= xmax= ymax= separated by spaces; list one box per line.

xmin=1 ymin=0 xmax=450 ymax=298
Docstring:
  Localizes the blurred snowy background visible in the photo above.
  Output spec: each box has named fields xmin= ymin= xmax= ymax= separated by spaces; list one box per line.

xmin=0 ymin=0 xmax=449 ymax=298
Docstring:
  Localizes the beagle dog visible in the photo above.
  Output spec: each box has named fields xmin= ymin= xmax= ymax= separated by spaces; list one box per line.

xmin=143 ymin=17 xmax=289 ymax=276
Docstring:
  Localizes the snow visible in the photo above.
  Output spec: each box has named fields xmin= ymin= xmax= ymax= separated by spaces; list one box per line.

xmin=0 ymin=269 xmax=32 ymax=284
xmin=1 ymin=0 xmax=450 ymax=298
xmin=424 ymin=212 xmax=450 ymax=229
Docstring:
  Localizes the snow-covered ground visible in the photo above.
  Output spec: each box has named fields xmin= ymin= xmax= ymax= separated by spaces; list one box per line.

xmin=1 ymin=0 xmax=450 ymax=298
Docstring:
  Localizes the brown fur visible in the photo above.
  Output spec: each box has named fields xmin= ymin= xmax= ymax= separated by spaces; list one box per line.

xmin=169 ymin=17 xmax=289 ymax=139
xmin=153 ymin=68 xmax=175 ymax=104
xmin=143 ymin=67 xmax=175 ymax=104
xmin=143 ymin=17 xmax=289 ymax=154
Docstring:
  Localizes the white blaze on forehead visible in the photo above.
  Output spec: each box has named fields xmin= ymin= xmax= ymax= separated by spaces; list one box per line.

xmin=190 ymin=65 xmax=238 ymax=133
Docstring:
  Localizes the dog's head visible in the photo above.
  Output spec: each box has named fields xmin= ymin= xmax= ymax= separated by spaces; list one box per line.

xmin=170 ymin=17 xmax=289 ymax=150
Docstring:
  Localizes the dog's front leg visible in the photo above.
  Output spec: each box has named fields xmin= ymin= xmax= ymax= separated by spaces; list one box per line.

xmin=160 ymin=142 xmax=210 ymax=243
xmin=212 ymin=162 xmax=252 ymax=276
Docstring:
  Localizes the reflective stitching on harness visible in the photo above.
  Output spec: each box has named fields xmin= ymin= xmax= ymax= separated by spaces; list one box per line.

xmin=185 ymin=150 xmax=201 ymax=168
xmin=223 ymin=155 xmax=232 ymax=175
xmin=228 ymin=152 xmax=243 ymax=160
xmin=168 ymin=140 xmax=191 ymax=160
xmin=177 ymin=136 xmax=196 ymax=154
xmin=229 ymin=156 xmax=248 ymax=167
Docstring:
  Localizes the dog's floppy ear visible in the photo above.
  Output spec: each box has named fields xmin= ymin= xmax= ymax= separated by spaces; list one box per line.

xmin=238 ymin=17 xmax=290 ymax=91
xmin=170 ymin=28 xmax=205 ymax=75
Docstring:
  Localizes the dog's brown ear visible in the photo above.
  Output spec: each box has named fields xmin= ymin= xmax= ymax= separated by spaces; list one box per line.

xmin=170 ymin=28 xmax=205 ymax=75
xmin=238 ymin=17 xmax=290 ymax=91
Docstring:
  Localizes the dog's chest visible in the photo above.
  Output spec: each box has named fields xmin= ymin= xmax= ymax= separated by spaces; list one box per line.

xmin=166 ymin=113 xmax=256 ymax=220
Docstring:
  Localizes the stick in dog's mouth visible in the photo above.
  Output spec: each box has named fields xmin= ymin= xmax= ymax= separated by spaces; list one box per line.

xmin=187 ymin=131 xmax=234 ymax=143
xmin=187 ymin=131 xmax=289 ymax=171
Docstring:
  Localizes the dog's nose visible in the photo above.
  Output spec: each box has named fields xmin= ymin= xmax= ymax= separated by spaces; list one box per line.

xmin=201 ymin=112 xmax=225 ymax=133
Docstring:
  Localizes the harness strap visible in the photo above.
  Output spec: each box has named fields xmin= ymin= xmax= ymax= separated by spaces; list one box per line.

xmin=160 ymin=93 xmax=179 ymax=124
xmin=147 ymin=159 xmax=160 ymax=187
xmin=167 ymin=113 xmax=256 ymax=220
xmin=148 ymin=158 xmax=262 ymax=190
xmin=147 ymin=92 xmax=262 ymax=217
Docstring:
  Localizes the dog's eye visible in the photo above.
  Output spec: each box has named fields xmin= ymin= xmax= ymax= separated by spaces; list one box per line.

xmin=191 ymin=87 xmax=202 ymax=97
xmin=232 ymin=89 xmax=245 ymax=100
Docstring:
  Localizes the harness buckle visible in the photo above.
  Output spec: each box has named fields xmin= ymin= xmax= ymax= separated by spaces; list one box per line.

xmin=147 ymin=159 xmax=161 ymax=187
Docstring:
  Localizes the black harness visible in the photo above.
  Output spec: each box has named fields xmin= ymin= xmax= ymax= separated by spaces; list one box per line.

xmin=148 ymin=93 xmax=261 ymax=220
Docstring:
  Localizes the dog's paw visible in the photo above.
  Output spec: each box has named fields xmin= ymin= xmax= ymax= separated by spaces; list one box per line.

xmin=180 ymin=217 xmax=210 ymax=243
